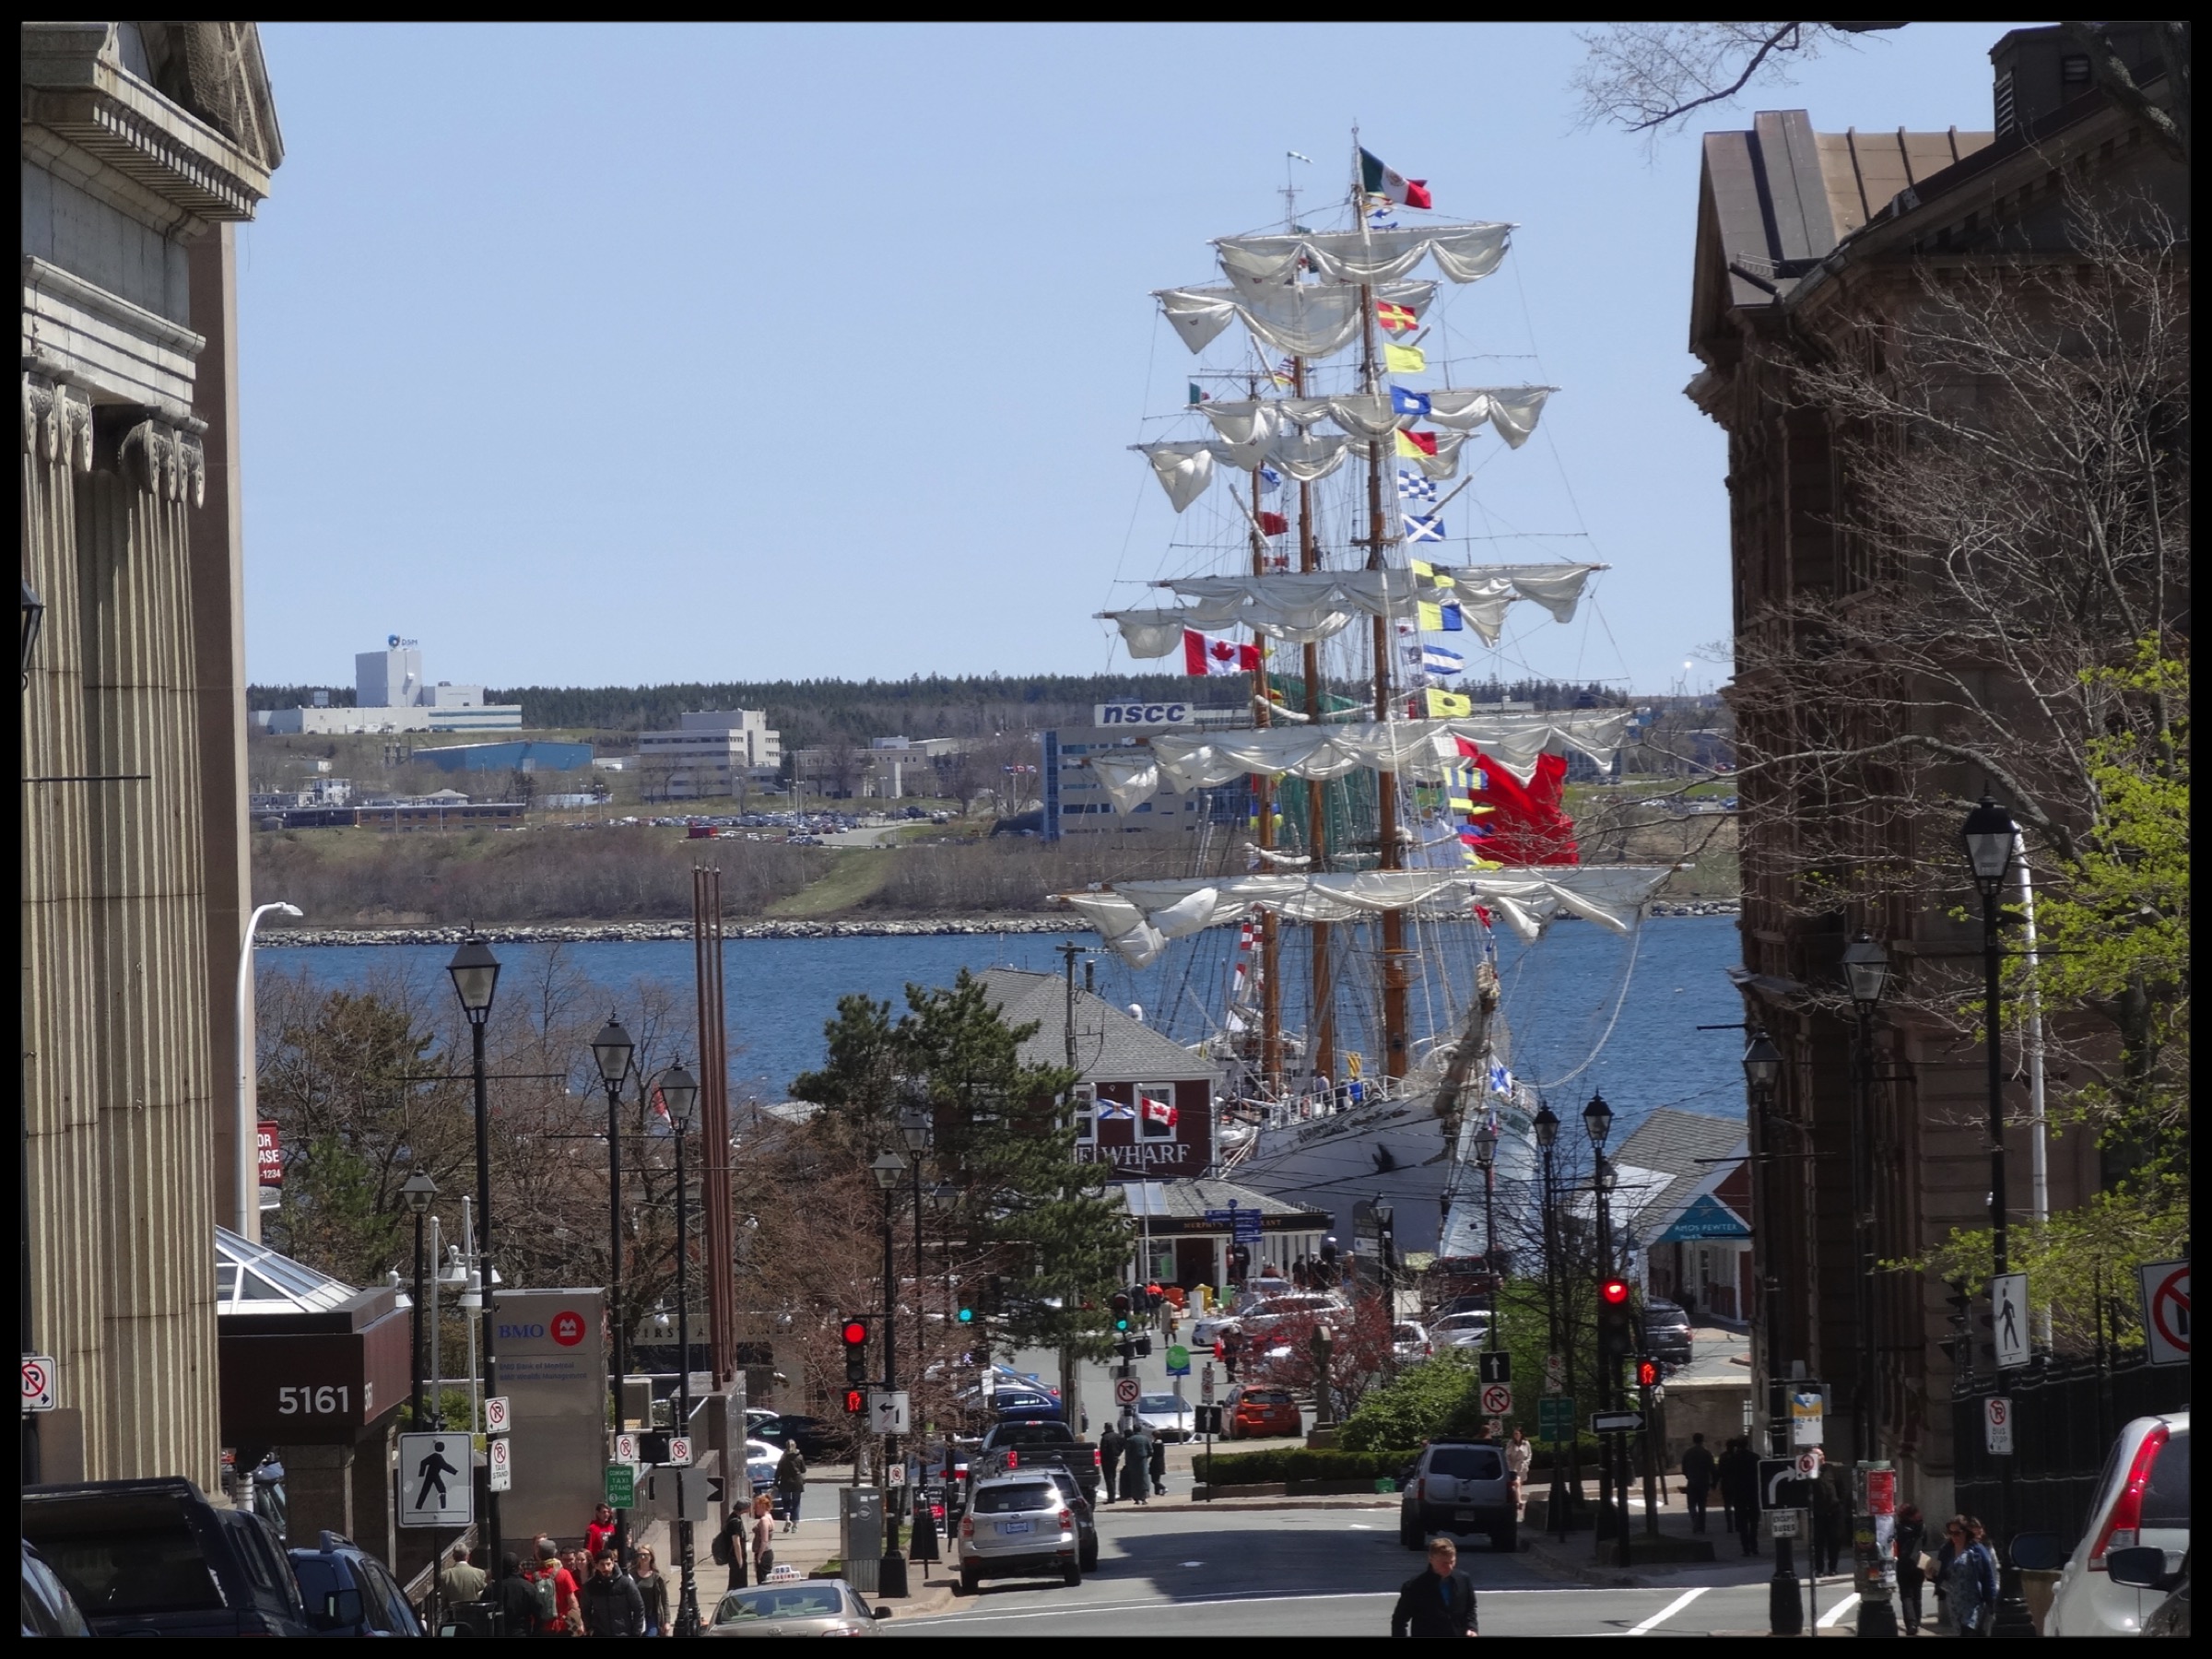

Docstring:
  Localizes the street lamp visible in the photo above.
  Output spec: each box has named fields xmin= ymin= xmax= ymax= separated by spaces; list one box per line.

xmin=1589 ymin=1142 xmax=1628 ymax=1567
xmin=444 ymin=935 xmax=501 ymax=1577
xmin=869 ymin=1149 xmax=911 ymax=1598
xmin=236 ymin=900 xmax=303 ymax=1241
xmin=1743 ymin=1028 xmax=1801 ymax=1634
xmin=1959 ymin=799 xmax=2034 ymax=1638
xmin=588 ymin=1016 xmax=635 ymax=1559
xmin=401 ymin=1169 xmax=438 ymax=1430
xmin=895 ymin=1102 xmax=942 ymax=1571
xmin=1471 ymin=1123 xmax=1500 ymax=1354
xmin=1530 ymin=1100 xmax=1573 ymax=1535
xmin=657 ymin=1061 xmax=704 ymax=1638
xmin=1841 ymin=935 xmax=1899 ymax=1639
xmin=1582 ymin=1088 xmax=1614 ymax=1152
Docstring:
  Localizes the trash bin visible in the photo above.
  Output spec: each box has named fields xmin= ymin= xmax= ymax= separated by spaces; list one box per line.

xmin=839 ymin=1488 xmax=882 ymax=1594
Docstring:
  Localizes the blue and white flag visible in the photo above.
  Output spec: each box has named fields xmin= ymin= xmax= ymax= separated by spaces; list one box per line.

xmin=1257 ymin=465 xmax=1283 ymax=496
xmin=1368 ymin=208 xmax=1400 ymax=229
xmin=1390 ymin=385 xmax=1431 ymax=418
xmin=1397 ymin=470 xmax=1437 ymax=503
xmin=1404 ymin=514 xmax=1445 ymax=544
xmin=1488 ymin=1064 xmax=1513 ymax=1098
xmin=1421 ymin=644 xmax=1465 ymax=676
xmin=1096 ymin=1097 xmax=1135 ymax=1120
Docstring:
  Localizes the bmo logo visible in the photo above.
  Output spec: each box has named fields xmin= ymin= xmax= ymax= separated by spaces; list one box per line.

xmin=551 ymin=1311 xmax=587 ymax=1347
xmin=499 ymin=1308 xmax=591 ymax=1344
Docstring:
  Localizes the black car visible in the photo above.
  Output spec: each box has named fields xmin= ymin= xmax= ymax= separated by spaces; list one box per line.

xmin=288 ymin=1532 xmax=426 ymax=1637
xmin=749 ymin=1414 xmax=837 ymax=1461
xmin=22 ymin=1477 xmax=317 ymax=1638
xmin=20 ymin=1538 xmax=92 ymax=1636
xmin=1643 ymin=1299 xmax=1694 ymax=1364
xmin=1041 ymin=1465 xmax=1100 ymax=1572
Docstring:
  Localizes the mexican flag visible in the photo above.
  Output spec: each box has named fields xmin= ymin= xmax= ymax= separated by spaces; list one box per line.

xmin=1184 ymin=629 xmax=1262 ymax=677
xmin=1360 ymin=147 xmax=1431 ymax=210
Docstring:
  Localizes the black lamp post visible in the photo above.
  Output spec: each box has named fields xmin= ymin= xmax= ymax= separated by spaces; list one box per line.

xmin=1960 ymin=798 xmax=2036 ymax=1638
xmin=588 ymin=1016 xmax=635 ymax=1561
xmin=1533 ymin=1100 xmax=1571 ymax=1538
xmin=444 ymin=936 xmax=501 ymax=1579
xmin=1743 ymin=1028 xmax=1800 ymax=1634
xmin=1471 ymin=1122 xmax=1500 ymax=1356
xmin=402 ymin=1168 xmax=439 ymax=1429
xmin=897 ymin=1103 xmax=941 ymax=1568
xmin=20 ymin=580 xmax=43 ymax=1484
xmin=1841 ymin=935 xmax=1900 ymax=1638
xmin=1592 ymin=1140 xmax=1629 ymax=1568
xmin=658 ymin=1062 xmax=704 ymax=1639
xmin=870 ymin=1149 xmax=912 ymax=1598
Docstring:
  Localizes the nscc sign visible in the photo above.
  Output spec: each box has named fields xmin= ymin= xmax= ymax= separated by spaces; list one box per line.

xmin=1094 ymin=702 xmax=1191 ymax=727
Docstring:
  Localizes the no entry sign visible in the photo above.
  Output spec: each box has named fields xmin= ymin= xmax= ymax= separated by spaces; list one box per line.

xmin=1480 ymin=1382 xmax=1512 ymax=1417
xmin=2138 ymin=1259 xmax=2189 ymax=1366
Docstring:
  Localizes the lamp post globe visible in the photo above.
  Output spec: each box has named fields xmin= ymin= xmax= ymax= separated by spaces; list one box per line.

xmin=1583 ymin=1089 xmax=1614 ymax=1150
xmin=871 ymin=1150 xmax=908 ymax=1191
xmin=1841 ymin=932 xmax=1891 ymax=1008
xmin=445 ymin=937 xmax=501 ymax=1022
xmin=1532 ymin=1100 xmax=1559 ymax=1148
xmin=590 ymin=1017 xmax=634 ymax=1088
xmin=658 ymin=1063 xmax=700 ymax=1130
xmin=1471 ymin=1123 xmax=1498 ymax=1168
xmin=1960 ymin=796 xmax=2018 ymax=898
xmin=401 ymin=1167 xmax=438 ymax=1216
xmin=898 ymin=1104 xmax=931 ymax=1156
xmin=1742 ymin=1030 xmax=1783 ymax=1097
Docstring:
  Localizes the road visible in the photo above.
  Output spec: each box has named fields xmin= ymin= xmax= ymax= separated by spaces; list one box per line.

xmin=887 ymin=1504 xmax=1794 ymax=1637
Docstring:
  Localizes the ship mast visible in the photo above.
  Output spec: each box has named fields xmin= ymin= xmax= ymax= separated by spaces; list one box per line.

xmin=1245 ymin=378 xmax=1283 ymax=1100
xmin=1291 ymin=349 xmax=1335 ymax=1088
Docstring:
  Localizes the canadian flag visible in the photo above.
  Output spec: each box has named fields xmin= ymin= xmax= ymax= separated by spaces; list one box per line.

xmin=1140 ymin=1094 xmax=1180 ymax=1130
xmin=1184 ymin=629 xmax=1261 ymax=677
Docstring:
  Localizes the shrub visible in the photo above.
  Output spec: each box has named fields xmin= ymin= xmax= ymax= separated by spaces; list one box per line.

xmin=1193 ymin=1446 xmax=1417 ymax=1485
xmin=1337 ymin=1347 xmax=1490 ymax=1452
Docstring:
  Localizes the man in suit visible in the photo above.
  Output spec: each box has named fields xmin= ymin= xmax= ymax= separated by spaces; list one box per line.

xmin=1391 ymin=1536 xmax=1478 ymax=1638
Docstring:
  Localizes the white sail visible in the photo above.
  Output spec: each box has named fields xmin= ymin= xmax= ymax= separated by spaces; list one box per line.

xmin=1101 ymin=564 xmax=1605 ymax=655
xmin=1061 ymin=864 xmax=1676 ymax=961
xmin=1081 ymin=709 xmax=1634 ymax=812
xmin=1154 ymin=278 xmax=1436 ymax=359
xmin=1214 ymin=223 xmax=1514 ymax=289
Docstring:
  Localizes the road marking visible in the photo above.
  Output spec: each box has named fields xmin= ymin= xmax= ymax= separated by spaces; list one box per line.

xmin=1349 ymin=1524 xmax=1376 ymax=1530
xmin=1817 ymin=1593 xmax=1861 ymax=1628
xmin=1626 ymin=1587 xmax=1709 ymax=1634
xmin=904 ymin=1585 xmax=1675 ymax=1627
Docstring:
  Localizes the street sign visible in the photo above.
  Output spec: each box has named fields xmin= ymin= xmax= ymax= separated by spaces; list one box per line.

xmin=1795 ymin=1451 xmax=1823 ymax=1478
xmin=1759 ymin=1458 xmax=1803 ymax=1511
xmin=1984 ymin=1397 xmax=2013 ymax=1456
xmin=1991 ymin=1273 xmax=2030 ymax=1370
xmin=1591 ymin=1409 xmax=1642 ymax=1434
xmin=1790 ymin=1387 xmax=1825 ymax=1447
xmin=1478 ymin=1351 xmax=1512 ymax=1386
xmin=1481 ymin=1383 xmax=1512 ymax=1417
xmin=1543 ymin=1352 xmax=1565 ymax=1394
xmin=22 ymin=1355 xmax=57 ymax=1412
xmin=2138 ymin=1259 xmax=2190 ymax=1366
xmin=1200 ymin=1363 xmax=1216 ymax=1403
xmin=488 ymin=1434 xmax=512 ymax=1493
xmin=1537 ymin=1395 xmax=1575 ymax=1442
xmin=1768 ymin=1508 xmax=1802 ymax=1539
xmin=1166 ymin=1344 xmax=1191 ymax=1377
xmin=1114 ymin=1377 xmax=1142 ymax=1406
xmin=868 ymin=1390 xmax=910 ymax=1435
xmin=605 ymin=1463 xmax=636 ymax=1509
xmin=483 ymin=1395 xmax=511 ymax=1434
xmin=1234 ymin=1212 xmax=1263 ymax=1243
xmin=613 ymin=1432 xmax=639 ymax=1465
xmin=669 ymin=1436 xmax=693 ymax=1468
xmin=398 ymin=1431 xmax=474 ymax=1527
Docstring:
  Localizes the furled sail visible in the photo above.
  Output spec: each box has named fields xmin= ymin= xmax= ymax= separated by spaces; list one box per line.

xmin=1102 ymin=564 xmax=1605 ymax=653
xmin=1155 ymin=279 xmax=1436 ymax=359
xmin=1060 ymin=864 xmax=1675 ymax=962
xmin=1081 ymin=709 xmax=1634 ymax=813
xmin=1213 ymin=223 xmax=1514 ymax=290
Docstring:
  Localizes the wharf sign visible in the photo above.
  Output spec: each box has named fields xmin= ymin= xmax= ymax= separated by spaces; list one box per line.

xmin=1094 ymin=702 xmax=1192 ymax=727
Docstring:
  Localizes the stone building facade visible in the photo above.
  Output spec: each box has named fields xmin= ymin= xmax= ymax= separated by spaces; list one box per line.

xmin=22 ymin=21 xmax=281 ymax=1485
xmin=1685 ymin=27 xmax=2184 ymax=1513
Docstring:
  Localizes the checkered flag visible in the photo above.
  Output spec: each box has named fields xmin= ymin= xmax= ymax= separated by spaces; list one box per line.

xmin=1397 ymin=469 xmax=1438 ymax=504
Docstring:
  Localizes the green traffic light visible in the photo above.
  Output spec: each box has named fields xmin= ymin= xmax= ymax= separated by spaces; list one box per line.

xmin=1114 ymin=1317 xmax=1129 ymax=1331
xmin=958 ymin=1308 xmax=973 ymax=1324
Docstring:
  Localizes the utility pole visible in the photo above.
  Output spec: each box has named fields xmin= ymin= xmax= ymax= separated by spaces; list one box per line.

xmin=1055 ymin=940 xmax=1085 ymax=1435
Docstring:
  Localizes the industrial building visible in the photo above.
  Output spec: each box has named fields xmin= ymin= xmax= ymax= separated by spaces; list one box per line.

xmin=637 ymin=709 xmax=782 ymax=800
xmin=1041 ymin=702 xmax=1250 ymax=841
xmin=253 ymin=634 xmax=523 ymax=733
xmin=414 ymin=738 xmax=593 ymax=773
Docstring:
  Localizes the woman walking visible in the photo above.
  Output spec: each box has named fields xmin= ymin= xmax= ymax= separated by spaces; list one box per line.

xmin=630 ymin=1544 xmax=669 ymax=1637
xmin=774 ymin=1444 xmax=808 ymax=1535
xmin=1893 ymin=1504 xmax=1928 ymax=1635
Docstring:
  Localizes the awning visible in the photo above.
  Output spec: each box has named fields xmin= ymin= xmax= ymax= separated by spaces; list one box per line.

xmin=1654 ymin=1193 xmax=1751 ymax=1243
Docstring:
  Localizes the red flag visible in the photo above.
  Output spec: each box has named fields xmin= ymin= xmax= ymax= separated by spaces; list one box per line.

xmin=1453 ymin=739 xmax=1579 ymax=864
xmin=1257 ymin=511 xmax=1289 ymax=537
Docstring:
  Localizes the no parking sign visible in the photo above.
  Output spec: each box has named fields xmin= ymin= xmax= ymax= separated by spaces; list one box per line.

xmin=2138 ymin=1259 xmax=2189 ymax=1366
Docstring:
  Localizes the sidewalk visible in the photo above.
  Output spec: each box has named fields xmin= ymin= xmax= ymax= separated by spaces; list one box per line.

xmin=627 ymin=1490 xmax=959 ymax=1623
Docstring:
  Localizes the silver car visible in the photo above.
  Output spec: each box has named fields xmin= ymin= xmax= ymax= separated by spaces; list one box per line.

xmin=706 ymin=1578 xmax=888 ymax=1637
xmin=955 ymin=1475 xmax=1082 ymax=1593
xmin=1135 ymin=1393 xmax=1193 ymax=1441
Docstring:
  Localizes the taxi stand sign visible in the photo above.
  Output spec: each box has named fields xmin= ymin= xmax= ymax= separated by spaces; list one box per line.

xmin=488 ymin=1434 xmax=512 ymax=1493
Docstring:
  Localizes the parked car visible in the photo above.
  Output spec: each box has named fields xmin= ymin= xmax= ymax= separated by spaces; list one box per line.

xmin=1224 ymin=1383 xmax=1303 ymax=1440
xmin=1429 ymin=1310 xmax=1495 ymax=1347
xmin=1399 ymin=1439 xmax=1517 ymax=1554
xmin=1392 ymin=1321 xmax=1434 ymax=1363
xmin=744 ymin=1438 xmax=781 ymax=1495
xmin=21 ymin=1477 xmax=318 ymax=1637
xmin=705 ymin=1579 xmax=888 ymax=1637
xmin=19 ymin=1538 xmax=92 ymax=1637
xmin=1642 ymin=1300 xmax=1694 ymax=1364
xmin=976 ymin=1418 xmax=1099 ymax=1504
xmin=1135 ymin=1393 xmax=1194 ymax=1442
xmin=288 ymin=1532 xmax=426 ymax=1637
xmin=1039 ymin=1465 xmax=1100 ymax=1573
xmin=955 ymin=1474 xmax=1081 ymax=1592
xmin=747 ymin=1413 xmax=836 ymax=1461
xmin=2041 ymin=1408 xmax=2191 ymax=1637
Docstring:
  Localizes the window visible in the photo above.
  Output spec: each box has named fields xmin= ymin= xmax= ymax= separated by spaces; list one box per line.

xmin=1428 ymin=1446 xmax=1504 ymax=1481
xmin=971 ymin=1483 xmax=1056 ymax=1515
xmin=1071 ymin=1085 xmax=1096 ymax=1146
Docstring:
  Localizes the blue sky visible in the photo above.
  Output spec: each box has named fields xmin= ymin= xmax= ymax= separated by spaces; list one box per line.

xmin=238 ymin=22 xmax=2030 ymax=695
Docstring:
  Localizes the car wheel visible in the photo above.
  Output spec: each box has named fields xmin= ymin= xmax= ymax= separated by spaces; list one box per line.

xmin=1081 ymin=1540 xmax=1098 ymax=1572
xmin=1063 ymin=1559 xmax=1082 ymax=1587
xmin=1492 ymin=1523 xmax=1516 ymax=1553
xmin=959 ymin=1564 xmax=978 ymax=1594
xmin=1401 ymin=1511 xmax=1424 ymax=1549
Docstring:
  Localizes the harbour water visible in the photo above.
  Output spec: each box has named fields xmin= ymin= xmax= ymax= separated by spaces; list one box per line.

xmin=259 ymin=913 xmax=1747 ymax=1139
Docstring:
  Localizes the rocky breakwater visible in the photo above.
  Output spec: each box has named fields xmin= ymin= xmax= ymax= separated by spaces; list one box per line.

xmin=259 ymin=917 xmax=1079 ymax=947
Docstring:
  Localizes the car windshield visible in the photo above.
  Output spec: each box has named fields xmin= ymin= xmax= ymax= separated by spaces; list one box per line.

xmin=1244 ymin=1389 xmax=1294 ymax=1406
xmin=1139 ymin=1395 xmax=1182 ymax=1413
xmin=31 ymin=1520 xmax=226 ymax=1617
xmin=991 ymin=1424 xmax=1067 ymax=1446
xmin=715 ymin=1585 xmax=846 ymax=1622
xmin=972 ymin=1483 xmax=1056 ymax=1515
xmin=1429 ymin=1446 xmax=1505 ymax=1480
xmin=1434 ymin=1312 xmax=1488 ymax=1331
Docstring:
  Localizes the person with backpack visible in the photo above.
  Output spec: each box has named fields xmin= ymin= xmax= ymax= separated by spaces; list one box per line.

xmin=492 ymin=1554 xmax=540 ymax=1639
xmin=713 ymin=1502 xmax=752 ymax=1590
xmin=528 ymin=1547 xmax=578 ymax=1636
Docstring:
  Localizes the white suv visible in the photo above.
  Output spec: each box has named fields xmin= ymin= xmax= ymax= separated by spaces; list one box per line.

xmin=955 ymin=1475 xmax=1082 ymax=1594
xmin=2042 ymin=1408 xmax=2189 ymax=1636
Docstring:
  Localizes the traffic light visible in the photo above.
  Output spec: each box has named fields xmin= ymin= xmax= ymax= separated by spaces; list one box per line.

xmin=842 ymin=1387 xmax=865 ymax=1416
xmin=841 ymin=1317 xmax=871 ymax=1385
xmin=1110 ymin=1291 xmax=1132 ymax=1332
xmin=1636 ymin=1359 xmax=1661 ymax=1390
xmin=1597 ymin=1277 xmax=1634 ymax=1364
xmin=957 ymin=1304 xmax=975 ymax=1325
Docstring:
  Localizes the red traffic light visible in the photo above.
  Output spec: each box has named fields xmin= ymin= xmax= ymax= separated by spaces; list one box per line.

xmin=841 ymin=1320 xmax=870 ymax=1347
xmin=1637 ymin=1359 xmax=1661 ymax=1388
xmin=842 ymin=1387 xmax=865 ymax=1414
xmin=1600 ymin=1277 xmax=1630 ymax=1306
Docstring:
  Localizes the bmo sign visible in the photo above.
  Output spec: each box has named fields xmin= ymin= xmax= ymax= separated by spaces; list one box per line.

xmin=494 ymin=1288 xmax=606 ymax=1547
xmin=1095 ymin=701 xmax=1191 ymax=727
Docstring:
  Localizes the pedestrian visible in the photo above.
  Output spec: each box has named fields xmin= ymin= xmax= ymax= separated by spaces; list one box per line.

xmin=1678 ymin=1432 xmax=1715 ymax=1535
xmin=714 ymin=1502 xmax=751 ymax=1590
xmin=1723 ymin=1441 xmax=1760 ymax=1557
xmin=1099 ymin=1422 xmax=1124 ymax=1504
xmin=1810 ymin=1468 xmax=1845 ymax=1576
xmin=1894 ymin=1504 xmax=1929 ymax=1635
xmin=1504 ymin=1428 xmax=1534 ymax=1512
xmin=749 ymin=1492 xmax=777 ymax=1583
xmin=439 ymin=1542 xmax=488 ymax=1605
xmin=1716 ymin=1438 xmax=1738 ymax=1532
xmin=580 ymin=1549 xmax=644 ymax=1637
xmin=630 ymin=1545 xmax=669 ymax=1638
xmin=1391 ymin=1535 xmax=1479 ymax=1638
xmin=774 ymin=1443 xmax=807 ymax=1535
xmin=531 ymin=1547 xmax=581 ymax=1637
xmin=584 ymin=1501 xmax=618 ymax=1561
xmin=1935 ymin=1514 xmax=1996 ymax=1635
xmin=1222 ymin=1329 xmax=1243 ymax=1382
xmin=1149 ymin=1430 xmax=1168 ymax=1497
xmin=491 ymin=1553 xmax=539 ymax=1639
xmin=1121 ymin=1423 xmax=1154 ymax=1505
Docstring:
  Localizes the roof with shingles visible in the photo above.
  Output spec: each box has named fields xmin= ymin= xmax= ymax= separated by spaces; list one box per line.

xmin=1613 ymin=1108 xmax=1747 ymax=1236
xmin=974 ymin=968 xmax=1218 ymax=1086
xmin=1117 ymin=1176 xmax=1329 ymax=1224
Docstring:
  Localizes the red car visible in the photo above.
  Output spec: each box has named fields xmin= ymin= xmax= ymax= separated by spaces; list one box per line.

xmin=1226 ymin=1384 xmax=1303 ymax=1440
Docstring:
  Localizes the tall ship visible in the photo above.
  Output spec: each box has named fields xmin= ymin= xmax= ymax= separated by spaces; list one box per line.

xmin=1057 ymin=141 xmax=1674 ymax=1258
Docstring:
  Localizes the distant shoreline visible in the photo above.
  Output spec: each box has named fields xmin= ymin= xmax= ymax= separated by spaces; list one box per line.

xmin=258 ymin=900 xmax=1739 ymax=948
